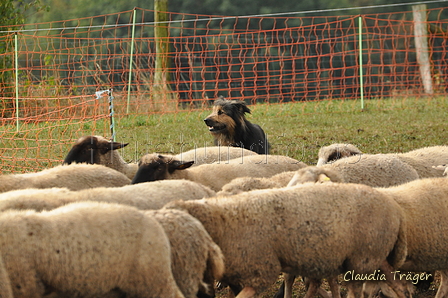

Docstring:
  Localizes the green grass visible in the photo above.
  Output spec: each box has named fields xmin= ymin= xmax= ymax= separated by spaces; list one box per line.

xmin=1 ymin=96 xmax=447 ymax=173
xmin=113 ymin=96 xmax=448 ymax=166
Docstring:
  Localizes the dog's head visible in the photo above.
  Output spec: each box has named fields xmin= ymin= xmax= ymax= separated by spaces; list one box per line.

xmin=203 ymin=96 xmax=250 ymax=138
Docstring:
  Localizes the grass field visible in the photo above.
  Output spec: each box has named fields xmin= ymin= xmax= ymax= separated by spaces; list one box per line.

xmin=113 ymin=96 xmax=448 ymax=166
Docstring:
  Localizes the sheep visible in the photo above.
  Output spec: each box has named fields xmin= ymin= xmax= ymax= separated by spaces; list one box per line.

xmin=63 ymin=135 xmax=138 ymax=179
xmin=63 ymin=136 xmax=259 ymax=179
xmin=392 ymin=146 xmax=448 ymax=178
xmin=131 ymin=153 xmax=307 ymax=191
xmin=0 ymin=201 xmax=185 ymax=298
xmin=363 ymin=177 xmax=448 ymax=298
xmin=0 ymin=163 xmax=131 ymax=193
xmin=147 ymin=208 xmax=225 ymax=298
xmin=0 ymin=179 xmax=216 ymax=212
xmin=166 ymin=182 xmax=411 ymax=298
xmin=318 ymin=154 xmax=420 ymax=187
xmin=317 ymin=143 xmax=448 ymax=178
xmin=0 ymin=184 xmax=220 ymax=298
xmin=220 ymin=154 xmax=419 ymax=197
xmin=316 ymin=143 xmax=363 ymax=166
xmin=175 ymin=145 xmax=259 ymax=165
xmin=217 ymin=167 xmax=343 ymax=196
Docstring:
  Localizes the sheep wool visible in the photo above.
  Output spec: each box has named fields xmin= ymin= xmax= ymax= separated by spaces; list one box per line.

xmin=174 ymin=146 xmax=259 ymax=166
xmin=320 ymin=154 xmax=420 ymax=187
xmin=0 ymin=163 xmax=131 ymax=193
xmin=166 ymin=183 xmax=410 ymax=298
xmin=147 ymin=208 xmax=225 ymax=298
xmin=0 ymin=201 xmax=185 ymax=298
xmin=0 ymin=179 xmax=216 ymax=212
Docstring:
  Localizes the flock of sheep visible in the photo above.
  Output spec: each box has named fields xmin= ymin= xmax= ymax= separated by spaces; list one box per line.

xmin=0 ymin=134 xmax=447 ymax=298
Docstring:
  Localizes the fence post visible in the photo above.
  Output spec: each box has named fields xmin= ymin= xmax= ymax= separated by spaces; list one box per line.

xmin=14 ymin=33 xmax=19 ymax=133
xmin=358 ymin=16 xmax=364 ymax=110
xmin=413 ymin=4 xmax=433 ymax=95
xmin=126 ymin=8 xmax=137 ymax=114
xmin=154 ymin=0 xmax=176 ymax=110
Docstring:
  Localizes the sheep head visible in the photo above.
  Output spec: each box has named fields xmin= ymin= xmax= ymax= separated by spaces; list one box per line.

xmin=131 ymin=153 xmax=194 ymax=184
xmin=316 ymin=143 xmax=362 ymax=166
xmin=63 ymin=135 xmax=128 ymax=165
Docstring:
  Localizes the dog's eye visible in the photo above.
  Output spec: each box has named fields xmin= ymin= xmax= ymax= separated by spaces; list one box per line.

xmin=217 ymin=110 xmax=223 ymax=115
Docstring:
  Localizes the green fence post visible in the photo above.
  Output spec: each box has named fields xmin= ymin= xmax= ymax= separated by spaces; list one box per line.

xmin=127 ymin=8 xmax=137 ymax=114
xmin=14 ymin=33 xmax=19 ymax=133
xmin=358 ymin=16 xmax=364 ymax=110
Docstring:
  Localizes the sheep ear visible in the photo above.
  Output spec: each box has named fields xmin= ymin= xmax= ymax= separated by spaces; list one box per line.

xmin=99 ymin=141 xmax=129 ymax=154
xmin=109 ymin=142 xmax=129 ymax=151
xmin=173 ymin=160 xmax=194 ymax=170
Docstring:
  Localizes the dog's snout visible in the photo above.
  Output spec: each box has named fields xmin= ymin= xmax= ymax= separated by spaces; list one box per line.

xmin=204 ymin=118 xmax=212 ymax=126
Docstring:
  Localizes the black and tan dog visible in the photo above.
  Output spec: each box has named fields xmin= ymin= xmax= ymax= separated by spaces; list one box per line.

xmin=204 ymin=96 xmax=270 ymax=154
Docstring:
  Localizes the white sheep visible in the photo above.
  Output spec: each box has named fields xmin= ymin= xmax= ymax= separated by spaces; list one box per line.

xmin=222 ymin=154 xmax=420 ymax=197
xmin=166 ymin=182 xmax=410 ymax=298
xmin=0 ymin=163 xmax=131 ymax=193
xmin=63 ymin=135 xmax=138 ymax=179
xmin=316 ymin=143 xmax=363 ymax=166
xmin=147 ymin=208 xmax=225 ymax=298
xmin=318 ymin=154 xmax=420 ymax=187
xmin=174 ymin=145 xmax=259 ymax=165
xmin=317 ymin=143 xmax=448 ymax=178
xmin=217 ymin=167 xmax=343 ymax=196
xmin=0 ymin=179 xmax=216 ymax=212
xmin=363 ymin=177 xmax=448 ymax=298
xmin=132 ymin=153 xmax=307 ymax=191
xmin=0 ymin=201 xmax=185 ymax=298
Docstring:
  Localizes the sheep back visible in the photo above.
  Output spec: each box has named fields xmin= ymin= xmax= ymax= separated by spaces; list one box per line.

xmin=323 ymin=154 xmax=420 ymax=187
xmin=0 ymin=180 xmax=215 ymax=213
xmin=175 ymin=146 xmax=258 ymax=166
xmin=0 ymin=164 xmax=131 ymax=193
xmin=147 ymin=208 xmax=225 ymax=298
xmin=0 ymin=201 xmax=183 ymax=298
xmin=396 ymin=146 xmax=448 ymax=178
xmin=166 ymin=183 xmax=407 ymax=294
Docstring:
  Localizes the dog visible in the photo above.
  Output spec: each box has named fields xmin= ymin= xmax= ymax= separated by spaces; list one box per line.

xmin=203 ymin=96 xmax=270 ymax=154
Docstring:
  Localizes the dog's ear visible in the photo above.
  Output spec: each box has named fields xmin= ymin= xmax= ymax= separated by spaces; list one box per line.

xmin=232 ymin=100 xmax=251 ymax=114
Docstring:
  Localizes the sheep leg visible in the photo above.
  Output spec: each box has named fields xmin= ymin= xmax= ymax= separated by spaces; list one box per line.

xmin=283 ymin=273 xmax=295 ymax=298
xmin=362 ymin=281 xmax=381 ymax=298
xmin=436 ymin=270 xmax=448 ymax=298
xmin=327 ymin=277 xmax=341 ymax=298
xmin=234 ymin=286 xmax=256 ymax=298
xmin=345 ymin=280 xmax=365 ymax=298
xmin=379 ymin=261 xmax=412 ymax=298
xmin=303 ymin=278 xmax=322 ymax=298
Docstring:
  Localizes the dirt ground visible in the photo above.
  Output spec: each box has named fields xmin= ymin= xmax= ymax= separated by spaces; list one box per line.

xmin=215 ymin=272 xmax=441 ymax=298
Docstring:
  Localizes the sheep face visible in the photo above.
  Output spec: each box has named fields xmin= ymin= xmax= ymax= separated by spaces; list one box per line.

xmin=317 ymin=143 xmax=362 ymax=166
xmin=63 ymin=135 xmax=128 ymax=165
xmin=132 ymin=154 xmax=194 ymax=184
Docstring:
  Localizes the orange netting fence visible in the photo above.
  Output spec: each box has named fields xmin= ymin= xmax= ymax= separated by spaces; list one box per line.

xmin=0 ymin=5 xmax=447 ymax=173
